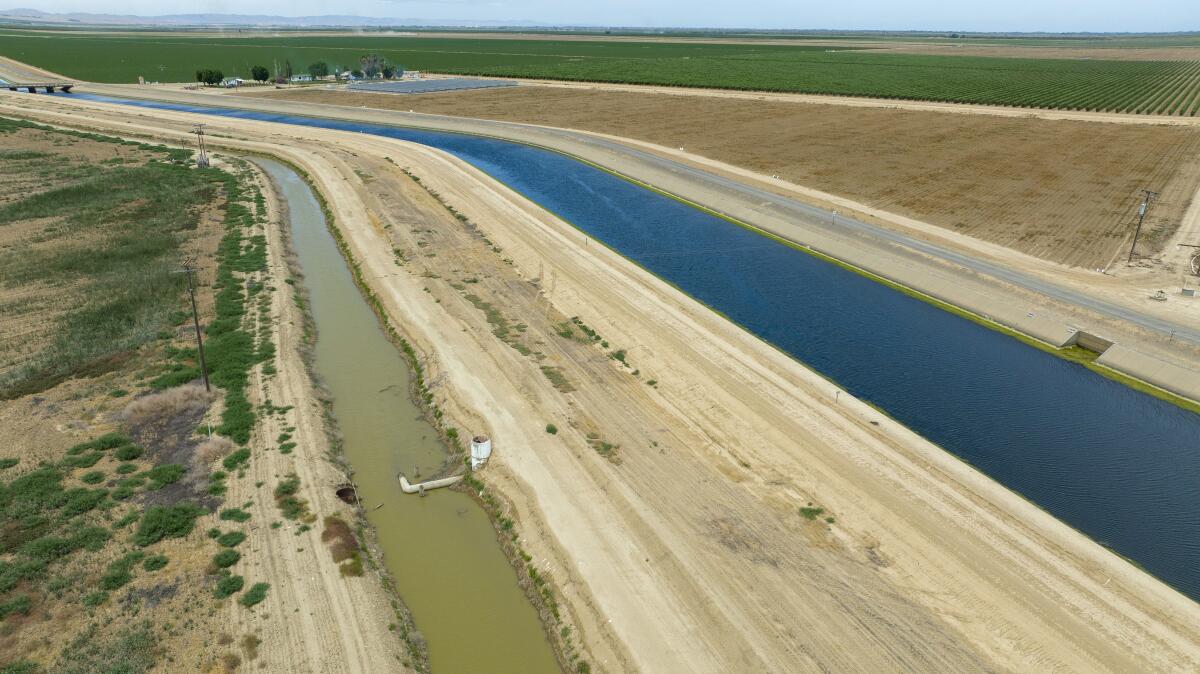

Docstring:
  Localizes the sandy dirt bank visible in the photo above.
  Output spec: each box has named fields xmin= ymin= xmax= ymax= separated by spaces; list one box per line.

xmin=5 ymin=89 xmax=1199 ymax=672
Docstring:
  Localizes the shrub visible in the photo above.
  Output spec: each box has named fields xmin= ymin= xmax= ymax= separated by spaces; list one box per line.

xmin=114 ymin=445 xmax=144 ymax=461
xmin=134 ymin=503 xmax=203 ymax=546
xmin=212 ymin=549 xmax=240 ymax=569
xmin=142 ymin=555 xmax=168 ymax=571
xmin=0 ymin=458 xmax=19 ymax=470
xmin=116 ymin=463 xmax=138 ymax=474
xmin=799 ymin=506 xmax=825 ymax=521
xmin=99 ymin=551 xmax=145 ymax=591
xmin=214 ymin=573 xmax=244 ymax=599
xmin=222 ymin=448 xmax=251 ymax=471
xmin=220 ymin=508 xmax=251 ymax=522
xmin=216 ymin=531 xmax=246 ymax=548
xmin=60 ymin=488 xmax=108 ymax=517
xmin=80 ymin=471 xmax=105 ymax=485
xmin=142 ymin=464 xmax=184 ymax=490
xmin=239 ymin=582 xmax=269 ymax=607
xmin=62 ymin=451 xmax=103 ymax=469
xmin=545 ymin=424 xmax=557 ymax=435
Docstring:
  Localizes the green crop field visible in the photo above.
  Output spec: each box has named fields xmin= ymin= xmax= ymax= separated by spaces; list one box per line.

xmin=2 ymin=29 xmax=1200 ymax=115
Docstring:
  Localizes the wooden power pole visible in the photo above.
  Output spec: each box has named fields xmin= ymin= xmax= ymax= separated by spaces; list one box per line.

xmin=173 ymin=257 xmax=210 ymax=392
xmin=1128 ymin=188 xmax=1158 ymax=264
xmin=193 ymin=123 xmax=209 ymax=168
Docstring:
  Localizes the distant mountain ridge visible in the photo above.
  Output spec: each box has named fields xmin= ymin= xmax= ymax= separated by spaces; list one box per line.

xmin=0 ymin=8 xmax=543 ymax=28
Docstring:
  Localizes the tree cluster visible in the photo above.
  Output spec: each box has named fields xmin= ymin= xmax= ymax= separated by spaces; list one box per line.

xmin=194 ymin=69 xmax=224 ymax=86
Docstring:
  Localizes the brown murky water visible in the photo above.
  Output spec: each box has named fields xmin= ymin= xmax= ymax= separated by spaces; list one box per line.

xmin=259 ymin=159 xmax=559 ymax=674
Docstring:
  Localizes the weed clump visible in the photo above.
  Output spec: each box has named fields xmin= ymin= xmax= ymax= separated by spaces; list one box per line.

xmin=221 ymin=448 xmax=250 ymax=472
xmin=239 ymin=582 xmax=269 ymax=608
xmin=212 ymin=549 xmax=240 ymax=569
xmin=214 ymin=572 xmax=244 ymax=599
xmin=274 ymin=474 xmax=309 ymax=521
xmin=134 ymin=503 xmax=204 ymax=547
xmin=99 ymin=551 xmax=145 ymax=591
xmin=142 ymin=464 xmax=184 ymax=490
xmin=216 ymin=531 xmax=246 ymax=548
xmin=799 ymin=506 xmax=826 ymax=521
xmin=219 ymin=508 xmax=251 ymax=522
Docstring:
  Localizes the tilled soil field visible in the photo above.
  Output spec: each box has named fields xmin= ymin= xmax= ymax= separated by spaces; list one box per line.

xmin=244 ymin=86 xmax=1200 ymax=269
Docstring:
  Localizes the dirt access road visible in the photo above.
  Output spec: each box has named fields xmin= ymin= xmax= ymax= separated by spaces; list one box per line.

xmin=7 ymin=90 xmax=1200 ymax=672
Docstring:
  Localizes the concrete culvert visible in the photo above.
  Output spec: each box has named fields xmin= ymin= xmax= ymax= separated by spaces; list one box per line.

xmin=335 ymin=485 xmax=358 ymax=504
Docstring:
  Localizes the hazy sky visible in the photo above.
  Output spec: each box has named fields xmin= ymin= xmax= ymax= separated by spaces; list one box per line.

xmin=18 ymin=0 xmax=1200 ymax=32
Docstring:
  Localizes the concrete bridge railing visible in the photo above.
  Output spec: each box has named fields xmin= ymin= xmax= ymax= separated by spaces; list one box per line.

xmin=4 ymin=82 xmax=74 ymax=93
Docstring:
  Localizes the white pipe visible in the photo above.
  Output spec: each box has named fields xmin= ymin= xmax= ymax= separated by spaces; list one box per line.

xmin=398 ymin=473 xmax=463 ymax=494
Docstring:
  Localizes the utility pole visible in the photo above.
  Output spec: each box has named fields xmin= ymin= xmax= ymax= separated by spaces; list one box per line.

xmin=172 ymin=257 xmax=210 ymax=392
xmin=193 ymin=123 xmax=209 ymax=168
xmin=1128 ymin=188 xmax=1158 ymax=264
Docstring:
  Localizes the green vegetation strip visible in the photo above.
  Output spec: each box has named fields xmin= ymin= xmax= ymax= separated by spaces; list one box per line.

xmin=1 ymin=31 xmax=1198 ymax=114
xmin=0 ymin=118 xmax=205 ymax=398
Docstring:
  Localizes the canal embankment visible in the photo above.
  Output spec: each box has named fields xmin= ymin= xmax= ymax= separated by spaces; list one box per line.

xmin=3 ymin=93 xmax=1199 ymax=671
xmin=255 ymin=157 xmax=563 ymax=674
xmin=67 ymin=83 xmax=1200 ymax=406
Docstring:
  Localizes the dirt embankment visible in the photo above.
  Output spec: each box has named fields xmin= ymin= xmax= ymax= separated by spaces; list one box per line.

xmin=0 ymin=116 xmax=414 ymax=672
xmin=244 ymin=85 xmax=1200 ymax=270
xmin=5 ymin=93 xmax=1200 ymax=672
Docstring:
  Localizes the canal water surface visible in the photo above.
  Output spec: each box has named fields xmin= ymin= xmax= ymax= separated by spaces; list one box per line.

xmin=258 ymin=159 xmax=559 ymax=673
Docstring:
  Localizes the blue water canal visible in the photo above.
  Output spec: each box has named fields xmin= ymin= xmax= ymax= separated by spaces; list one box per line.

xmin=66 ymin=93 xmax=1200 ymax=600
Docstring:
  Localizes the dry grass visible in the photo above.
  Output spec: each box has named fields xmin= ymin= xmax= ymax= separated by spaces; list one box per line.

xmin=249 ymin=87 xmax=1200 ymax=268
xmin=320 ymin=515 xmax=364 ymax=577
xmin=196 ymin=436 xmax=236 ymax=465
xmin=122 ymin=384 xmax=213 ymax=427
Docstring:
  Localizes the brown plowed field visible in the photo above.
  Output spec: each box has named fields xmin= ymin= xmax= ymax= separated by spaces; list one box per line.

xmin=244 ymin=86 xmax=1200 ymax=269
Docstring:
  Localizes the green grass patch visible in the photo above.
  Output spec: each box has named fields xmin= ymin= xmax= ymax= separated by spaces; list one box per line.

xmin=113 ymin=445 xmax=144 ymax=461
xmin=0 ymin=145 xmax=223 ymax=398
xmin=219 ymin=508 xmax=251 ymax=522
xmin=212 ymin=549 xmax=240 ymax=569
xmin=799 ymin=506 xmax=825 ymax=521
xmin=216 ymin=531 xmax=246 ymax=548
xmin=142 ymin=554 xmax=168 ymax=572
xmin=239 ymin=582 xmax=269 ymax=607
xmin=221 ymin=447 xmax=251 ymax=471
xmin=99 ymin=551 xmax=145 ymax=591
xmin=141 ymin=464 xmax=184 ymax=490
xmin=0 ymin=594 xmax=32 ymax=620
xmin=539 ymin=366 xmax=575 ymax=393
xmin=214 ymin=572 xmax=244 ymax=599
xmin=133 ymin=503 xmax=203 ymax=547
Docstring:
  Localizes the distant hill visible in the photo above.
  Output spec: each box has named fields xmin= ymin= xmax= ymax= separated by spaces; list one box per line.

xmin=0 ymin=8 xmax=543 ymax=28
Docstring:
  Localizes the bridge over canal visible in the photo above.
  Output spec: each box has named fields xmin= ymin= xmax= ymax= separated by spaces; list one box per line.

xmin=2 ymin=80 xmax=74 ymax=93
